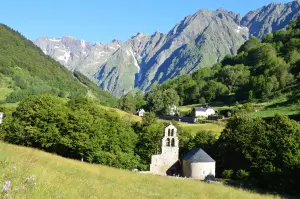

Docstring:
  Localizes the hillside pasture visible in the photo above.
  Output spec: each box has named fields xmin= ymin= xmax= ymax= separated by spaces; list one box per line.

xmin=0 ymin=142 xmax=281 ymax=199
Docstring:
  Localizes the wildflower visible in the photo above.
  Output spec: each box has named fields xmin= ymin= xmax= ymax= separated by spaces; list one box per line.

xmin=25 ymin=174 xmax=37 ymax=186
xmin=2 ymin=180 xmax=11 ymax=193
xmin=12 ymin=165 xmax=17 ymax=170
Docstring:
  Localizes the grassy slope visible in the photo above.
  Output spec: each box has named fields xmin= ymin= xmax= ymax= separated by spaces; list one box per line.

xmin=180 ymin=123 xmax=224 ymax=135
xmin=99 ymin=107 xmax=224 ymax=134
xmin=0 ymin=87 xmax=13 ymax=101
xmin=99 ymin=105 xmax=142 ymax=122
xmin=180 ymin=94 xmax=300 ymax=119
xmin=0 ymin=142 xmax=280 ymax=199
xmin=0 ymin=24 xmax=116 ymax=106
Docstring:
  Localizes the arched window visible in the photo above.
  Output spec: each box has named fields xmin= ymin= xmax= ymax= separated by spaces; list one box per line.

xmin=166 ymin=138 xmax=170 ymax=147
xmin=171 ymin=138 xmax=175 ymax=147
xmin=171 ymin=129 xmax=174 ymax=136
xmin=168 ymin=129 xmax=171 ymax=136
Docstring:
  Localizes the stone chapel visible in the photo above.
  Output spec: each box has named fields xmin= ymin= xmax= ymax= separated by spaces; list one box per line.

xmin=150 ymin=124 xmax=179 ymax=176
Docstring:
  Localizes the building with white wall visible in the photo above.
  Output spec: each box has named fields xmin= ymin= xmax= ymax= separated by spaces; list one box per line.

xmin=0 ymin=112 xmax=3 ymax=124
xmin=182 ymin=148 xmax=215 ymax=180
xmin=136 ymin=108 xmax=146 ymax=117
xmin=193 ymin=107 xmax=215 ymax=118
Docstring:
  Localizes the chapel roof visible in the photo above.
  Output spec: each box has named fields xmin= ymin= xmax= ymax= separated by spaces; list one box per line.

xmin=183 ymin=148 xmax=215 ymax=163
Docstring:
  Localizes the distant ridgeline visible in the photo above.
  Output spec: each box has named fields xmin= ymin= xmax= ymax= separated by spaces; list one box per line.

xmin=146 ymin=17 xmax=300 ymax=106
xmin=0 ymin=24 xmax=116 ymax=106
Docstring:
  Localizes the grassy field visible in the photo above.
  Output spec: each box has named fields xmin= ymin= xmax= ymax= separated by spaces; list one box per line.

xmin=179 ymin=97 xmax=300 ymax=119
xmin=0 ymin=87 xmax=13 ymax=101
xmin=181 ymin=123 xmax=225 ymax=135
xmin=253 ymin=105 xmax=299 ymax=117
xmin=99 ymin=105 xmax=142 ymax=122
xmin=0 ymin=142 xmax=281 ymax=199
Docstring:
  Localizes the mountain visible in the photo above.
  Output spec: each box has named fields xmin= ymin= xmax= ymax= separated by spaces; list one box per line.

xmin=33 ymin=1 xmax=300 ymax=97
xmin=241 ymin=0 xmax=300 ymax=38
xmin=0 ymin=24 xmax=116 ymax=106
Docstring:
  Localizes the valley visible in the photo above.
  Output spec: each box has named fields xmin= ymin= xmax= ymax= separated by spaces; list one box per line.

xmin=1 ymin=1 xmax=300 ymax=198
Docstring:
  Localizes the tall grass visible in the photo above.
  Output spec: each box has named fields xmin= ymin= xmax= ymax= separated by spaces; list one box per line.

xmin=0 ymin=142 xmax=281 ymax=199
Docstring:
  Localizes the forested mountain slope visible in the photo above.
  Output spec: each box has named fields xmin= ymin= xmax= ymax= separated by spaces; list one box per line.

xmin=0 ymin=24 xmax=116 ymax=106
xmin=145 ymin=17 xmax=300 ymax=112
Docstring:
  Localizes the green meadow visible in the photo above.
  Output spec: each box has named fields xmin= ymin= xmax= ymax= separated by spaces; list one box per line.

xmin=0 ymin=142 xmax=281 ymax=199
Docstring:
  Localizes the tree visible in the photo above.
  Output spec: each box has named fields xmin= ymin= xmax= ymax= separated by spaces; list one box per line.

xmin=218 ymin=64 xmax=250 ymax=93
xmin=118 ymin=93 xmax=136 ymax=113
xmin=5 ymin=94 xmax=68 ymax=150
xmin=146 ymin=87 xmax=180 ymax=115
xmin=134 ymin=91 xmax=146 ymax=109
xmin=4 ymin=94 xmax=141 ymax=170
xmin=134 ymin=112 xmax=166 ymax=168
xmin=146 ymin=85 xmax=164 ymax=114
xmin=162 ymin=88 xmax=180 ymax=115
xmin=217 ymin=115 xmax=300 ymax=194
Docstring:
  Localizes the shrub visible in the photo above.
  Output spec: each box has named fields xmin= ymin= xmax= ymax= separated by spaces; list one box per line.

xmin=222 ymin=169 xmax=234 ymax=179
xmin=236 ymin=169 xmax=249 ymax=181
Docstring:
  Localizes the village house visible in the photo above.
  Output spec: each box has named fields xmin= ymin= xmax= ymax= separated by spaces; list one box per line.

xmin=193 ymin=106 xmax=215 ymax=118
xmin=136 ymin=108 xmax=146 ymax=117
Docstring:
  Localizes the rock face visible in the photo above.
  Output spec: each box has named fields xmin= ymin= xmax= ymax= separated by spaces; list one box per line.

xmin=34 ymin=36 xmax=93 ymax=71
xmin=241 ymin=0 xmax=300 ymax=38
xmin=33 ymin=1 xmax=300 ymax=97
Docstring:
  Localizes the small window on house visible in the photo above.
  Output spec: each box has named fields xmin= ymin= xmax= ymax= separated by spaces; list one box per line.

xmin=171 ymin=138 xmax=175 ymax=147
xmin=166 ymin=138 xmax=170 ymax=146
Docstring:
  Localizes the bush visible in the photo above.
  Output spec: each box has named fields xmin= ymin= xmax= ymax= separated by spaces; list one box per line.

xmin=236 ymin=169 xmax=249 ymax=181
xmin=222 ymin=169 xmax=234 ymax=179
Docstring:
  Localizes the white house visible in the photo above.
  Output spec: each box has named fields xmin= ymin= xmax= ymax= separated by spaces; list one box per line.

xmin=0 ymin=112 xmax=3 ymax=125
xmin=182 ymin=148 xmax=216 ymax=180
xmin=150 ymin=124 xmax=179 ymax=176
xmin=136 ymin=109 xmax=146 ymax=117
xmin=193 ymin=107 xmax=215 ymax=118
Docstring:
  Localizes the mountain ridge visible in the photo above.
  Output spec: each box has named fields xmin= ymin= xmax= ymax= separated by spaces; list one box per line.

xmin=33 ymin=0 xmax=300 ymax=97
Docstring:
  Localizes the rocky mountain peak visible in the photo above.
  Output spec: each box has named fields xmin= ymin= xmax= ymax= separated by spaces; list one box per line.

xmin=34 ymin=1 xmax=300 ymax=97
xmin=241 ymin=0 xmax=300 ymax=38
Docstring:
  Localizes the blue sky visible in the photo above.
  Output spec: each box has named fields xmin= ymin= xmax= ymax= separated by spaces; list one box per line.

xmin=0 ymin=0 xmax=292 ymax=43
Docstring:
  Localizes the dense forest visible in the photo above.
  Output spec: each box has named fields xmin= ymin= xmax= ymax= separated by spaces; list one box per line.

xmin=0 ymin=95 xmax=184 ymax=170
xmin=137 ymin=17 xmax=300 ymax=114
xmin=0 ymin=24 xmax=116 ymax=106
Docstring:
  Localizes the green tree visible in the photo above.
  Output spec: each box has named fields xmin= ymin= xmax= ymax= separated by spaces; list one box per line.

xmin=134 ymin=91 xmax=146 ymax=109
xmin=218 ymin=115 xmax=300 ymax=194
xmin=134 ymin=112 xmax=166 ymax=168
xmin=118 ymin=93 xmax=136 ymax=113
